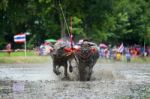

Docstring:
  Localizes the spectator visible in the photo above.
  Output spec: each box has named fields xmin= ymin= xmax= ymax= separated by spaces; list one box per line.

xmin=39 ymin=43 xmax=45 ymax=56
xmin=126 ymin=52 xmax=131 ymax=62
xmin=116 ymin=52 xmax=121 ymax=61
xmin=6 ymin=43 xmax=12 ymax=56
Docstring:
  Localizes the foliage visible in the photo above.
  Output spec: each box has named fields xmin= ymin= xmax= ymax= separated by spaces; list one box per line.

xmin=0 ymin=0 xmax=150 ymax=49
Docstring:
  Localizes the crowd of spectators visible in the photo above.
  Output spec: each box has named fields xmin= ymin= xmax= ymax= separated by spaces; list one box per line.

xmin=99 ymin=45 xmax=150 ymax=62
xmin=35 ymin=39 xmax=150 ymax=63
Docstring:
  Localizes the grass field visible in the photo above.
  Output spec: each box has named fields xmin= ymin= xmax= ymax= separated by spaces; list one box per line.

xmin=0 ymin=51 xmax=150 ymax=63
xmin=0 ymin=51 xmax=51 ymax=63
xmin=98 ymin=56 xmax=150 ymax=63
xmin=0 ymin=51 xmax=35 ymax=57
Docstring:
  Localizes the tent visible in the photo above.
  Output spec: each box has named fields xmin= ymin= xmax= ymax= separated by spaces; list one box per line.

xmin=45 ymin=39 xmax=56 ymax=43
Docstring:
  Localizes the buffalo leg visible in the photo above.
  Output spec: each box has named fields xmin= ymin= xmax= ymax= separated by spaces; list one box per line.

xmin=68 ymin=60 xmax=73 ymax=72
xmin=64 ymin=63 xmax=68 ymax=77
xmin=87 ymin=67 xmax=93 ymax=81
xmin=53 ymin=62 xmax=60 ymax=75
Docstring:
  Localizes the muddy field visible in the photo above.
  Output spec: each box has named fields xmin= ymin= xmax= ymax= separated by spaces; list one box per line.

xmin=0 ymin=59 xmax=150 ymax=99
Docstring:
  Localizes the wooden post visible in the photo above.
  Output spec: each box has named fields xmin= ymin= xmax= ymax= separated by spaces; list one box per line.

xmin=70 ymin=17 xmax=73 ymax=48
xmin=24 ymin=37 xmax=27 ymax=57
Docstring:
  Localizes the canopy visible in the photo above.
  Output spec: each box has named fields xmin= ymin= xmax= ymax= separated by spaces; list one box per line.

xmin=57 ymin=39 xmax=63 ymax=42
xmin=45 ymin=39 xmax=56 ymax=43
xmin=99 ymin=43 xmax=108 ymax=48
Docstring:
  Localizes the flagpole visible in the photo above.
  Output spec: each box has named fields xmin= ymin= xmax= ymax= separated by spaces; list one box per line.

xmin=24 ymin=32 xmax=31 ymax=57
xmin=24 ymin=36 xmax=27 ymax=57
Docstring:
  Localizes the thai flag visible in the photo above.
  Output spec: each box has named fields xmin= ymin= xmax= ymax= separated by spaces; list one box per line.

xmin=118 ymin=43 xmax=124 ymax=53
xmin=14 ymin=34 xmax=26 ymax=43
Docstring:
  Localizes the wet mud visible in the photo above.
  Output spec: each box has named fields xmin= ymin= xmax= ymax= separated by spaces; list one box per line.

xmin=0 ymin=61 xmax=150 ymax=99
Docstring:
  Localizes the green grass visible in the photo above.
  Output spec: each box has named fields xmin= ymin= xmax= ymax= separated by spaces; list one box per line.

xmin=0 ymin=56 xmax=51 ymax=63
xmin=0 ymin=51 xmax=35 ymax=57
xmin=0 ymin=51 xmax=150 ymax=63
xmin=131 ymin=56 xmax=150 ymax=63
xmin=98 ymin=56 xmax=150 ymax=63
xmin=0 ymin=51 xmax=51 ymax=63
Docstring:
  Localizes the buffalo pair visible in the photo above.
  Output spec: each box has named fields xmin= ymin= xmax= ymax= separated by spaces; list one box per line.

xmin=51 ymin=40 xmax=99 ymax=81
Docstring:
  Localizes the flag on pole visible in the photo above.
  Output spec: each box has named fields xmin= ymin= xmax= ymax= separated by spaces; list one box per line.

xmin=70 ymin=34 xmax=73 ymax=48
xmin=14 ymin=34 xmax=26 ymax=43
xmin=117 ymin=43 xmax=124 ymax=53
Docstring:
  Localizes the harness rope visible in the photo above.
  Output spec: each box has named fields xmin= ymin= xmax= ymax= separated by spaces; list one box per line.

xmin=59 ymin=2 xmax=70 ymax=37
xmin=76 ymin=50 xmax=93 ymax=59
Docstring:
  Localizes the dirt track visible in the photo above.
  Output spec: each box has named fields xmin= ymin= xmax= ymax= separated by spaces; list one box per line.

xmin=0 ymin=60 xmax=150 ymax=99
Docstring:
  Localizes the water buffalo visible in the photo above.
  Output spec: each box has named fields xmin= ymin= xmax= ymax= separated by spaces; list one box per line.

xmin=73 ymin=41 xmax=99 ymax=81
xmin=51 ymin=40 xmax=73 ymax=78
xmin=51 ymin=39 xmax=99 ymax=81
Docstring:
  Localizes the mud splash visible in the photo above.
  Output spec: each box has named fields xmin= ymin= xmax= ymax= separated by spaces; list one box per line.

xmin=92 ymin=63 xmax=126 ymax=81
xmin=0 ymin=62 xmax=150 ymax=98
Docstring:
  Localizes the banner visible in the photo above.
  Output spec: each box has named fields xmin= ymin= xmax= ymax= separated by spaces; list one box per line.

xmin=118 ymin=43 xmax=124 ymax=53
xmin=14 ymin=34 xmax=26 ymax=43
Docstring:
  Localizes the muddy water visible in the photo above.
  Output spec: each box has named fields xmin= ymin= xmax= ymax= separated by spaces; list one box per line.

xmin=0 ymin=61 xmax=150 ymax=99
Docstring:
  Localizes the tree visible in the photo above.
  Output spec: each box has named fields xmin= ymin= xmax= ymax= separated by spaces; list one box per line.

xmin=0 ymin=0 xmax=150 ymax=49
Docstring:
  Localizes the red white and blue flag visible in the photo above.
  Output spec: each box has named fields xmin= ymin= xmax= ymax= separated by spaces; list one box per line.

xmin=117 ymin=43 xmax=124 ymax=53
xmin=14 ymin=34 xmax=26 ymax=43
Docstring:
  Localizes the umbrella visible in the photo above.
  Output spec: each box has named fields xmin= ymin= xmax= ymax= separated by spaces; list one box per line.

xmin=45 ymin=39 xmax=56 ymax=43
xmin=57 ymin=39 xmax=63 ymax=42
xmin=99 ymin=43 xmax=108 ymax=48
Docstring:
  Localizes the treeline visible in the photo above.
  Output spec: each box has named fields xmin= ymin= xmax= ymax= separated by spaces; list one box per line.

xmin=0 ymin=0 xmax=150 ymax=49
